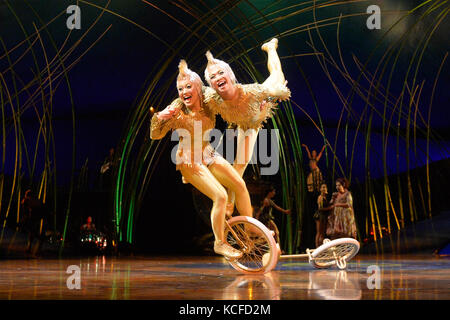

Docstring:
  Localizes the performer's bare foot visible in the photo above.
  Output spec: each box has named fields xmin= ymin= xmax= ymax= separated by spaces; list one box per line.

xmin=261 ymin=38 xmax=278 ymax=52
xmin=214 ymin=240 xmax=243 ymax=259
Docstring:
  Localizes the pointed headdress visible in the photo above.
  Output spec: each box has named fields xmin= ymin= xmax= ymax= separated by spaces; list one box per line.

xmin=204 ymin=51 xmax=237 ymax=86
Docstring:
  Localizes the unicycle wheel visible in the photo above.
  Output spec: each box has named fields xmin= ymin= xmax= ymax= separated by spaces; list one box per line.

xmin=309 ymin=238 xmax=360 ymax=269
xmin=224 ymin=216 xmax=278 ymax=274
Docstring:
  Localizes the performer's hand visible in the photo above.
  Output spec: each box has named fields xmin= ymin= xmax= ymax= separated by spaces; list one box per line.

xmin=285 ymin=209 xmax=291 ymax=214
xmin=157 ymin=105 xmax=179 ymax=120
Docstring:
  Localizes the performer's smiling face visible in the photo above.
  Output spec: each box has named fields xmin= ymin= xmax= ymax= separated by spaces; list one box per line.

xmin=177 ymin=79 xmax=200 ymax=108
xmin=207 ymin=65 xmax=234 ymax=97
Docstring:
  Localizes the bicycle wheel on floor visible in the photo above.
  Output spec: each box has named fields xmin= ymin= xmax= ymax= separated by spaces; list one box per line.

xmin=224 ymin=216 xmax=278 ymax=274
xmin=309 ymin=238 xmax=360 ymax=269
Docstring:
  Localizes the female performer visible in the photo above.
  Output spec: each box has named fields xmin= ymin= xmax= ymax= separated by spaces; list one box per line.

xmin=313 ymin=183 xmax=334 ymax=247
xmin=302 ymin=144 xmax=326 ymax=193
xmin=326 ymin=178 xmax=357 ymax=240
xmin=255 ymin=186 xmax=291 ymax=244
xmin=203 ymin=38 xmax=291 ymax=212
xmin=150 ymin=60 xmax=254 ymax=259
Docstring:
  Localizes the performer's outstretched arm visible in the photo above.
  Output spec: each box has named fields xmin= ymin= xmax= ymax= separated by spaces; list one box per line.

xmin=302 ymin=144 xmax=312 ymax=159
xmin=150 ymin=99 xmax=183 ymax=139
xmin=270 ymin=200 xmax=291 ymax=214
xmin=316 ymin=145 xmax=326 ymax=162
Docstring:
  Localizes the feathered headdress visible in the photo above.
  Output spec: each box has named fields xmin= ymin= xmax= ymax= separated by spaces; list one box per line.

xmin=205 ymin=51 xmax=215 ymax=65
xmin=176 ymin=60 xmax=204 ymax=107
xmin=204 ymin=51 xmax=237 ymax=86
xmin=177 ymin=59 xmax=203 ymax=86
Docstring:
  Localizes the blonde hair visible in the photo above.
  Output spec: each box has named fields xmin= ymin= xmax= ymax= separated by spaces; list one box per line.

xmin=177 ymin=60 xmax=203 ymax=86
xmin=204 ymin=51 xmax=237 ymax=86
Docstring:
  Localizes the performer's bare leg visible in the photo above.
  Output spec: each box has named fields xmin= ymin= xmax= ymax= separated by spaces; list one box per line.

xmin=261 ymin=38 xmax=286 ymax=88
xmin=315 ymin=220 xmax=321 ymax=248
xmin=227 ymin=39 xmax=284 ymax=204
xmin=180 ymin=164 xmax=242 ymax=258
xmin=233 ymin=128 xmax=259 ymax=178
xmin=209 ymin=157 xmax=253 ymax=218
xmin=225 ymin=128 xmax=259 ymax=215
xmin=225 ymin=39 xmax=285 ymax=215
xmin=269 ymin=220 xmax=281 ymax=244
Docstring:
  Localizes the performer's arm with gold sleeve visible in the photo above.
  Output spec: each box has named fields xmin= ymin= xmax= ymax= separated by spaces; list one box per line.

xmin=150 ymin=98 xmax=183 ymax=140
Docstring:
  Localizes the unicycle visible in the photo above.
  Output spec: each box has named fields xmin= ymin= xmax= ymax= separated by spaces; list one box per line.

xmin=279 ymin=238 xmax=360 ymax=270
xmin=223 ymin=216 xmax=278 ymax=274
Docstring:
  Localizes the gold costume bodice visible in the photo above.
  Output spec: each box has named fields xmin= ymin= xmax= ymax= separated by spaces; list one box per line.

xmin=150 ymin=99 xmax=216 ymax=167
xmin=203 ymin=83 xmax=290 ymax=131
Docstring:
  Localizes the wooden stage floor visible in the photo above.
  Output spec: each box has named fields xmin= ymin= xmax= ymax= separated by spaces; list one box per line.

xmin=0 ymin=254 xmax=449 ymax=300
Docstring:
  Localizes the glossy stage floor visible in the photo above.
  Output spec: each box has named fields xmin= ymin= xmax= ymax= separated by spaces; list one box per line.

xmin=0 ymin=254 xmax=448 ymax=300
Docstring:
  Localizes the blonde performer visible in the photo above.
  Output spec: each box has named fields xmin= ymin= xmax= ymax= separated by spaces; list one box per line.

xmin=150 ymin=60 xmax=254 ymax=259
xmin=203 ymin=38 xmax=290 ymax=213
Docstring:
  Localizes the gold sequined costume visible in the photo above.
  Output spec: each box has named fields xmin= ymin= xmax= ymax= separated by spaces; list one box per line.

xmin=150 ymin=98 xmax=219 ymax=174
xmin=203 ymin=83 xmax=290 ymax=131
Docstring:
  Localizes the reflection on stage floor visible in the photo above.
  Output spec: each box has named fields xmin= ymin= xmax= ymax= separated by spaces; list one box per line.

xmin=0 ymin=254 xmax=448 ymax=300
